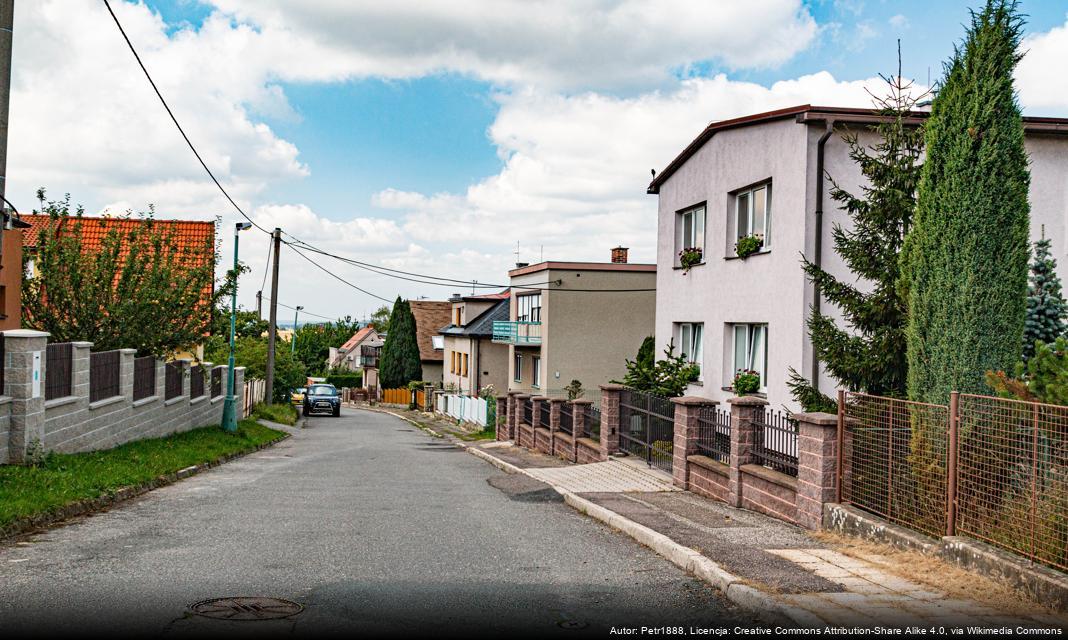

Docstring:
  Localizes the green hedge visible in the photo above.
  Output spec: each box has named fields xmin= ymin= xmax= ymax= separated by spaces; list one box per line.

xmin=325 ymin=372 xmax=362 ymax=388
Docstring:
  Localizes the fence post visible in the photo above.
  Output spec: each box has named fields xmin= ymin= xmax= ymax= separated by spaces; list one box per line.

xmin=599 ymin=384 xmax=624 ymax=460
xmin=946 ymin=390 xmax=959 ymax=537
xmin=506 ymin=392 xmax=519 ymax=440
xmin=495 ymin=395 xmax=508 ymax=440
xmin=670 ymin=396 xmax=717 ymax=490
xmin=549 ymin=398 xmax=563 ymax=457
xmin=119 ymin=348 xmax=137 ymax=402
xmin=423 ymin=384 xmax=434 ymax=412
xmin=836 ymin=390 xmax=845 ymax=502
xmin=571 ymin=399 xmax=591 ymax=460
xmin=513 ymin=393 xmax=531 ymax=448
xmin=4 ymin=330 xmax=50 ymax=464
xmin=72 ymin=342 xmax=92 ymax=402
xmin=727 ymin=395 xmax=767 ymax=508
xmin=531 ymin=396 xmax=547 ymax=453
xmin=793 ymin=411 xmax=840 ymax=530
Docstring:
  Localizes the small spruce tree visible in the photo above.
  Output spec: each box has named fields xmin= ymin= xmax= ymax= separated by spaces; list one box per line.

xmin=379 ymin=297 xmax=422 ymax=389
xmin=902 ymin=0 xmax=1031 ymax=403
xmin=1022 ymin=230 xmax=1067 ymax=359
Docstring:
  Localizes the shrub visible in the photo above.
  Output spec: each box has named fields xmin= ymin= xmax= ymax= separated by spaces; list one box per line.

xmin=325 ymin=372 xmax=362 ymax=389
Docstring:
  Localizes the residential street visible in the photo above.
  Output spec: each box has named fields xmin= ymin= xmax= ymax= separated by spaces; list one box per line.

xmin=0 ymin=408 xmax=749 ymax=636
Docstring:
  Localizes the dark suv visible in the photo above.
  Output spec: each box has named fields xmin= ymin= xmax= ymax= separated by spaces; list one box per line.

xmin=303 ymin=383 xmax=341 ymax=417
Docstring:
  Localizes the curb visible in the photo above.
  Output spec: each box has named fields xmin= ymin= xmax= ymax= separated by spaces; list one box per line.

xmin=0 ymin=432 xmax=291 ymax=543
xmin=347 ymin=404 xmax=446 ymax=439
xmin=462 ymin=442 xmax=823 ymax=627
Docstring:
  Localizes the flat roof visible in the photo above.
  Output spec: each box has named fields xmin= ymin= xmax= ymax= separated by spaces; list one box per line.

xmin=648 ymin=104 xmax=1068 ymax=194
xmin=508 ymin=261 xmax=656 ymax=278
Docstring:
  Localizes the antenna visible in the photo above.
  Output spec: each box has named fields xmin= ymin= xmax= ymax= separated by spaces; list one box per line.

xmin=514 ymin=241 xmax=520 ymax=265
xmin=540 ymin=245 xmax=544 ymax=262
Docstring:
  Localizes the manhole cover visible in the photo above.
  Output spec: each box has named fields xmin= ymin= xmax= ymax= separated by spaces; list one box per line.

xmin=190 ymin=597 xmax=303 ymax=621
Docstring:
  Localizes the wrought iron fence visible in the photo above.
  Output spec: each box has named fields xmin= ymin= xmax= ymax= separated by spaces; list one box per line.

xmin=585 ymin=404 xmax=601 ymax=441
xmin=752 ymin=409 xmax=799 ymax=477
xmin=619 ymin=388 xmax=675 ymax=473
xmin=696 ymin=405 xmax=731 ymax=464
xmin=558 ymin=402 xmax=573 ymax=435
xmin=538 ymin=401 xmax=551 ymax=428
xmin=956 ymin=394 xmax=1067 ymax=571
xmin=211 ymin=367 xmax=223 ymax=398
xmin=45 ymin=342 xmax=73 ymax=400
xmin=190 ymin=366 xmax=205 ymax=398
xmin=133 ymin=356 xmax=156 ymax=401
xmin=165 ymin=362 xmax=183 ymax=400
xmin=523 ymin=397 xmax=533 ymax=425
xmin=89 ymin=350 xmax=121 ymax=402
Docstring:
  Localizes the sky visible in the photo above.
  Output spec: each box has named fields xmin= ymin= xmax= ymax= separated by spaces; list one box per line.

xmin=7 ymin=1 xmax=1068 ymax=323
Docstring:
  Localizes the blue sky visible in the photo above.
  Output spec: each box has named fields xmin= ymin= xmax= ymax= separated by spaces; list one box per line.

xmin=8 ymin=1 xmax=1068 ymax=319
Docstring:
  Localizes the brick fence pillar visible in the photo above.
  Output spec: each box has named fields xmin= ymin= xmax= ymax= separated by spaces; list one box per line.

xmin=495 ymin=396 xmax=509 ymax=440
xmin=513 ymin=393 xmax=530 ymax=429
xmin=531 ymin=396 xmax=547 ymax=452
xmin=570 ymin=399 xmax=592 ymax=459
xmin=671 ymin=396 xmax=718 ymax=490
xmin=599 ymin=384 xmax=624 ymax=460
xmin=423 ymin=384 xmax=435 ymax=412
xmin=548 ymin=398 xmax=563 ymax=455
xmin=793 ymin=411 xmax=840 ymax=530
xmin=505 ymin=392 xmax=518 ymax=440
xmin=4 ymin=330 xmax=50 ymax=464
xmin=727 ymin=395 xmax=767 ymax=508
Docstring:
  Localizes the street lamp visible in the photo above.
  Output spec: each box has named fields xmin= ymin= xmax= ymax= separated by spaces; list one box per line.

xmin=291 ymin=306 xmax=303 ymax=354
xmin=221 ymin=221 xmax=253 ymax=432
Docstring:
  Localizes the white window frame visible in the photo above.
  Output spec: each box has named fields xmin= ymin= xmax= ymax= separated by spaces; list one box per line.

xmin=517 ymin=293 xmax=542 ymax=323
xmin=531 ymin=356 xmax=541 ymax=389
xmin=676 ymin=204 xmax=706 ymax=262
xmin=514 ymin=353 xmax=523 ymax=382
xmin=675 ymin=322 xmax=704 ymax=380
xmin=735 ymin=183 xmax=772 ymax=248
xmin=731 ymin=323 xmax=768 ymax=391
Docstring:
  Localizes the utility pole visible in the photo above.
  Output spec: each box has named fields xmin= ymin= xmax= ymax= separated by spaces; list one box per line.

xmin=256 ymin=290 xmax=262 ymax=320
xmin=264 ymin=228 xmax=281 ymax=405
xmin=0 ymin=0 xmax=14 ymax=248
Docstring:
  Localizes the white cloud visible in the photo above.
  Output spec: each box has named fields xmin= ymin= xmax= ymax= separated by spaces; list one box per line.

xmin=889 ymin=14 xmax=909 ymax=30
xmin=1017 ymin=17 xmax=1068 ymax=115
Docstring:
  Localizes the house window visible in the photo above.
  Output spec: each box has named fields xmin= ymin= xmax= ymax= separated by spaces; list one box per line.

xmin=731 ymin=323 xmax=768 ymax=390
xmin=454 ymin=307 xmax=462 ymax=326
xmin=462 ymin=353 xmax=469 ymax=377
xmin=517 ymin=293 xmax=542 ymax=322
xmin=735 ymin=183 xmax=772 ymax=248
xmin=514 ymin=353 xmax=522 ymax=382
xmin=676 ymin=204 xmax=706 ymax=262
xmin=676 ymin=323 xmax=704 ymax=376
xmin=449 ymin=351 xmax=456 ymax=374
xmin=532 ymin=356 xmax=541 ymax=388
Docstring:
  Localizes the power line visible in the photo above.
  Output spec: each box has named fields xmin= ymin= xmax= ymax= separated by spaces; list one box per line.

xmin=286 ymin=243 xmax=394 ymax=303
xmin=261 ymin=296 xmax=339 ymax=322
xmin=259 ymin=233 xmax=272 ymax=293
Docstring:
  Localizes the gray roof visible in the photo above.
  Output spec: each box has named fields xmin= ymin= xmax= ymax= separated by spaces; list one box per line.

xmin=439 ymin=298 xmax=508 ymax=338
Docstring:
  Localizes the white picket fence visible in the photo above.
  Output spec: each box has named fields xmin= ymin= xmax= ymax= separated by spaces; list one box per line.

xmin=436 ymin=393 xmax=489 ymax=427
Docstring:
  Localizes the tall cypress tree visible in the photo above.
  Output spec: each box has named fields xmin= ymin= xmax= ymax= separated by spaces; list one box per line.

xmin=379 ymin=297 xmax=422 ymax=389
xmin=901 ymin=0 xmax=1031 ymax=403
xmin=788 ymin=70 xmax=925 ymax=412
xmin=1022 ymin=231 xmax=1067 ymax=359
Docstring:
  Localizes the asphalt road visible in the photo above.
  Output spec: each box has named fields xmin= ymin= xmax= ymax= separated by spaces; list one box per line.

xmin=0 ymin=408 xmax=749 ymax=637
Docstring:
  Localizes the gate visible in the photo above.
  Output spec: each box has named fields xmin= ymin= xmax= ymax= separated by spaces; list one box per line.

xmin=618 ymin=388 xmax=674 ymax=473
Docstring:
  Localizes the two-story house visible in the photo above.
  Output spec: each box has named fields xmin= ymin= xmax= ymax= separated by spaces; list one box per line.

xmin=327 ymin=325 xmax=383 ymax=372
xmin=495 ymin=248 xmax=656 ymax=397
xmin=440 ymin=291 xmax=510 ymax=396
xmin=649 ymin=104 xmax=1068 ymax=410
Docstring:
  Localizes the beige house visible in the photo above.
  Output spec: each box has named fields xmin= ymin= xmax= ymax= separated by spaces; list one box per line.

xmin=441 ymin=291 xmax=510 ymax=396
xmin=409 ymin=300 xmax=452 ymax=384
xmin=327 ymin=325 xmax=382 ymax=372
xmin=649 ymin=104 xmax=1068 ymax=411
xmin=498 ymin=248 xmax=656 ymax=397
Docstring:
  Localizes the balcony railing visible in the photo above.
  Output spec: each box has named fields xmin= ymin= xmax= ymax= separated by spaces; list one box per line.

xmin=360 ymin=355 xmax=380 ymax=368
xmin=492 ymin=321 xmax=542 ymax=345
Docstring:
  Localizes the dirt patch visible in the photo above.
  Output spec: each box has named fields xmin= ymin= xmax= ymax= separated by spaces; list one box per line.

xmin=813 ymin=531 xmax=1062 ymax=617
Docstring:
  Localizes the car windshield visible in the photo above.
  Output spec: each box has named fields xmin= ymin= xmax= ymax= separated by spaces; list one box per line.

xmin=308 ymin=385 xmax=337 ymax=396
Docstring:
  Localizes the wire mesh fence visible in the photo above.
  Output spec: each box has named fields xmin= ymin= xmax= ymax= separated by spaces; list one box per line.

xmin=559 ymin=402 xmax=573 ymax=435
xmin=956 ymin=394 xmax=1068 ymax=571
xmin=133 ymin=356 xmax=156 ymax=401
xmin=843 ymin=392 xmax=951 ymax=540
xmin=45 ymin=342 xmax=73 ymax=400
xmin=696 ymin=405 xmax=731 ymax=464
xmin=89 ymin=350 xmax=121 ymax=402
xmin=752 ymin=409 xmax=798 ymax=476
xmin=619 ymin=388 xmax=675 ymax=473
xmin=165 ymin=362 xmax=183 ymax=400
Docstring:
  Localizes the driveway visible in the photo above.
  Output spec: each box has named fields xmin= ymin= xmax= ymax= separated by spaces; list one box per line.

xmin=0 ymin=408 xmax=749 ymax=636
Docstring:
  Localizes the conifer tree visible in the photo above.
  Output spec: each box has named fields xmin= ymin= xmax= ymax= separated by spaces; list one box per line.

xmin=788 ymin=66 xmax=925 ymax=412
xmin=902 ymin=0 xmax=1031 ymax=403
xmin=379 ymin=297 xmax=422 ymax=389
xmin=1022 ymin=231 xmax=1067 ymax=359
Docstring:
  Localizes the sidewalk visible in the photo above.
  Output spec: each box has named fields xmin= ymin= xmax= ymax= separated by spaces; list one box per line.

xmin=467 ymin=440 xmax=1067 ymax=630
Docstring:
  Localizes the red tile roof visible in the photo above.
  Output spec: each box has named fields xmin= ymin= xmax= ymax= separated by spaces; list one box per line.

xmin=339 ymin=326 xmax=378 ymax=352
xmin=409 ymin=300 xmax=452 ymax=363
xmin=463 ymin=289 xmax=510 ymax=301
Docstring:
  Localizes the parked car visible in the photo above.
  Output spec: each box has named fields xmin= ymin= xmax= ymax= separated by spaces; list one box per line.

xmin=291 ymin=388 xmax=306 ymax=406
xmin=303 ymin=384 xmax=341 ymax=417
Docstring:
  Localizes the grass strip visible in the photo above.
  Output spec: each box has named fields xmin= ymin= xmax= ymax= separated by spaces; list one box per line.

xmin=252 ymin=402 xmax=299 ymax=426
xmin=0 ymin=419 xmax=284 ymax=528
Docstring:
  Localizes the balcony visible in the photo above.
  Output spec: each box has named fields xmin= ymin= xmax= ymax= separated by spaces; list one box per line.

xmin=492 ymin=321 xmax=542 ymax=345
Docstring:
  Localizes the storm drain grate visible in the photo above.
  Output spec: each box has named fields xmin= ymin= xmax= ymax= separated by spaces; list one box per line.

xmin=190 ymin=597 xmax=303 ymax=621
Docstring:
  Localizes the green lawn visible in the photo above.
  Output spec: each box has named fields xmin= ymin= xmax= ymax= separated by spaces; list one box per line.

xmin=0 ymin=419 xmax=285 ymax=529
xmin=252 ymin=402 xmax=299 ymax=426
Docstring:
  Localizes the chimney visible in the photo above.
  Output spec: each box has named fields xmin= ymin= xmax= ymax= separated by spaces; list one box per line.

xmin=611 ymin=246 xmax=629 ymax=264
xmin=515 ymin=262 xmax=529 ymax=268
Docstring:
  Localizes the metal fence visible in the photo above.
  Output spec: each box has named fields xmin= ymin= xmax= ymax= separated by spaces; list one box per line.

xmin=45 ymin=342 xmax=73 ymax=400
xmin=696 ymin=405 xmax=731 ymax=464
xmin=436 ymin=393 xmax=489 ymax=426
xmin=211 ymin=367 xmax=223 ymax=398
xmin=165 ymin=362 xmax=183 ymax=400
xmin=89 ymin=350 xmax=121 ymax=402
xmin=382 ymin=388 xmax=412 ymax=405
xmin=558 ymin=402 xmax=573 ymax=435
xmin=585 ymin=404 xmax=601 ymax=441
xmin=190 ymin=366 xmax=205 ymax=398
xmin=619 ymin=388 xmax=675 ymax=473
xmin=752 ymin=409 xmax=799 ymax=477
xmin=133 ymin=356 xmax=156 ymax=401
xmin=523 ymin=397 xmax=533 ymax=425
xmin=242 ymin=378 xmax=266 ymax=418
xmin=538 ymin=401 xmax=551 ymax=428
xmin=842 ymin=392 xmax=949 ymax=540
xmin=956 ymin=394 xmax=1067 ymax=571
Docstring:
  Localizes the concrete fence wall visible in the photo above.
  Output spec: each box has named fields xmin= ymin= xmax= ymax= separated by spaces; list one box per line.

xmin=1 ymin=330 xmax=245 ymax=464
